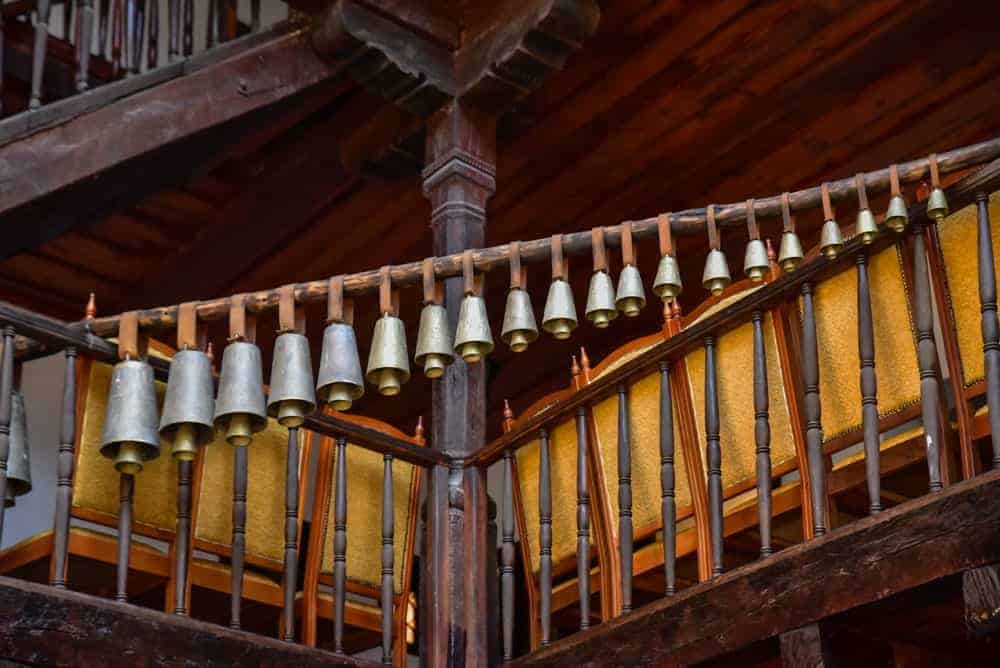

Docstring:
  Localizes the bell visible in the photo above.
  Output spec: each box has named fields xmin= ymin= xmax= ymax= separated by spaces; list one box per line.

xmin=160 ymin=348 xmax=215 ymax=462
xmin=317 ymin=322 xmax=364 ymax=411
xmin=885 ymin=195 xmax=908 ymax=233
xmin=702 ymin=249 xmax=731 ymax=296
xmin=927 ymin=187 xmax=949 ymax=221
xmin=819 ymin=219 xmax=844 ymax=259
xmin=7 ymin=391 xmax=31 ymax=498
xmin=366 ymin=314 xmax=410 ymax=396
xmin=415 ymin=303 xmax=454 ymax=378
xmin=213 ymin=341 xmax=267 ymax=446
xmin=616 ymin=265 xmax=646 ymax=317
xmin=855 ymin=208 xmax=879 ymax=245
xmin=100 ymin=359 xmax=160 ymax=474
xmin=585 ymin=271 xmax=617 ymax=328
xmin=778 ymin=231 xmax=805 ymax=272
xmin=653 ymin=254 xmax=682 ymax=301
xmin=743 ymin=239 xmax=770 ymax=282
xmin=454 ymin=295 xmax=494 ymax=364
xmin=542 ymin=279 xmax=578 ymax=340
xmin=267 ymin=333 xmax=316 ymax=428
xmin=501 ymin=288 xmax=538 ymax=353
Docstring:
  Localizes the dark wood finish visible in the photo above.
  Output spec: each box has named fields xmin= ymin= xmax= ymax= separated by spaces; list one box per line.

xmin=574 ymin=406 xmax=590 ymax=631
xmin=306 ymin=411 xmax=448 ymax=467
xmin=380 ymin=453 xmax=393 ymax=666
xmin=800 ymin=283 xmax=828 ymax=536
xmin=77 ymin=0 xmax=94 ymax=91
xmin=912 ymin=222 xmax=944 ymax=492
xmin=51 ymin=346 xmax=77 ymax=589
xmin=116 ymin=472 xmax=134 ymax=602
xmin=182 ymin=0 xmax=192 ymax=56
xmin=0 ymin=326 xmax=12 ymax=543
xmin=704 ymin=335 xmax=723 ymax=576
xmin=976 ymin=193 xmax=1000 ymax=468
xmin=333 ymin=435 xmax=347 ymax=654
xmin=963 ymin=564 xmax=1000 ymax=638
xmin=167 ymin=0 xmax=179 ymax=61
xmin=229 ymin=442 xmax=247 ymax=629
xmin=780 ymin=623 xmax=836 ymax=667
xmin=538 ymin=427 xmax=552 ymax=646
xmin=658 ymin=361 xmax=676 ymax=594
xmin=501 ymin=449 xmax=515 ymax=660
xmin=511 ymin=469 xmax=1000 ymax=667
xmin=146 ymin=0 xmax=157 ymax=70
xmin=282 ymin=426 xmax=300 ymax=641
xmin=29 ymin=0 xmax=52 ymax=108
xmin=856 ymin=251 xmax=882 ymax=514
xmin=751 ymin=311 xmax=773 ymax=557
xmin=615 ymin=382 xmax=633 ymax=611
xmin=172 ymin=459 xmax=193 ymax=614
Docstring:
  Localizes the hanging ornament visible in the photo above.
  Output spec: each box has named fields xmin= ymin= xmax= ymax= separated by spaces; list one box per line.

xmin=742 ymin=198 xmax=769 ymax=282
xmin=214 ymin=295 xmax=267 ymax=446
xmin=317 ymin=276 xmax=365 ymax=411
xmin=701 ymin=205 xmax=731 ymax=296
xmin=884 ymin=164 xmax=908 ymax=233
xmin=453 ymin=251 xmax=494 ymax=363
xmin=542 ymin=234 xmax=578 ymax=339
xmin=160 ymin=302 xmax=215 ymax=462
xmin=585 ymin=227 xmax=617 ymax=328
xmin=267 ymin=285 xmax=317 ymax=427
xmin=777 ymin=192 xmax=805 ymax=272
xmin=615 ymin=222 xmax=646 ymax=316
xmin=926 ymin=153 xmax=949 ymax=222
xmin=854 ymin=173 xmax=878 ymax=245
xmin=500 ymin=241 xmax=539 ymax=352
xmin=415 ymin=258 xmax=455 ymax=377
xmin=652 ymin=213 xmax=682 ymax=301
xmin=819 ymin=182 xmax=844 ymax=259
xmin=366 ymin=267 xmax=411 ymax=396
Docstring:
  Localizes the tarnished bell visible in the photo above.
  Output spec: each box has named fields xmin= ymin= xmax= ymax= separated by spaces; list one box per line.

xmin=366 ymin=314 xmax=410 ymax=396
xmin=415 ymin=303 xmax=454 ymax=378
xmin=885 ymin=195 xmax=908 ymax=233
xmin=778 ymin=232 xmax=805 ymax=272
xmin=702 ymin=249 xmax=731 ymax=296
xmin=213 ymin=341 xmax=267 ymax=446
xmin=501 ymin=288 xmax=538 ymax=353
xmin=454 ymin=295 xmax=494 ymax=363
xmin=743 ymin=239 xmax=769 ymax=282
xmin=268 ymin=333 xmax=316 ymax=428
xmin=653 ymin=254 xmax=682 ymax=301
xmin=927 ymin=187 xmax=949 ymax=221
xmin=542 ymin=279 xmax=578 ymax=340
xmin=855 ymin=208 xmax=879 ymax=245
xmin=819 ymin=219 xmax=844 ymax=259
xmin=616 ymin=265 xmax=646 ymax=317
xmin=7 ymin=391 xmax=31 ymax=497
xmin=317 ymin=322 xmax=364 ymax=411
xmin=100 ymin=359 xmax=160 ymax=475
xmin=160 ymin=349 xmax=215 ymax=462
xmin=585 ymin=271 xmax=617 ymax=328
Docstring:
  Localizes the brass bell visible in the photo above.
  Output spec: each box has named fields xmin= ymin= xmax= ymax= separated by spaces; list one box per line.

xmin=454 ymin=294 xmax=494 ymax=363
xmin=885 ymin=195 xmax=908 ymax=233
xmin=542 ymin=279 xmax=578 ymax=340
xmin=778 ymin=232 xmax=804 ymax=272
xmin=585 ymin=271 xmax=617 ymax=328
xmin=653 ymin=253 xmax=682 ymax=301
xmin=213 ymin=341 xmax=267 ymax=446
xmin=616 ymin=265 xmax=646 ymax=317
xmin=416 ymin=303 xmax=455 ymax=377
xmin=702 ymin=249 xmax=731 ymax=296
xmin=500 ymin=288 xmax=538 ymax=353
xmin=819 ymin=219 xmax=844 ymax=259
xmin=366 ymin=313 xmax=410 ymax=396
xmin=7 ymin=390 xmax=31 ymax=499
xmin=927 ymin=187 xmax=949 ymax=221
xmin=101 ymin=359 xmax=161 ymax=474
xmin=267 ymin=332 xmax=316 ymax=428
xmin=743 ymin=239 xmax=769 ymax=282
xmin=316 ymin=321 xmax=365 ymax=410
xmin=160 ymin=348 xmax=215 ymax=462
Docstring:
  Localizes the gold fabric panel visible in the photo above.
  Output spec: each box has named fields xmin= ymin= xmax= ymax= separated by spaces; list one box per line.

xmin=318 ymin=443 xmax=415 ymax=594
xmin=689 ymin=285 xmax=764 ymax=327
xmin=812 ymin=245 xmax=920 ymax=441
xmin=685 ymin=314 xmax=797 ymax=489
xmin=72 ymin=362 xmax=178 ymax=532
xmin=194 ymin=422 xmax=300 ymax=567
xmin=937 ymin=193 xmax=1000 ymax=386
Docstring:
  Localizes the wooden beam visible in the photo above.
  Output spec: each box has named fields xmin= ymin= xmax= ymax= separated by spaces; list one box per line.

xmin=510 ymin=469 xmax=1000 ymax=667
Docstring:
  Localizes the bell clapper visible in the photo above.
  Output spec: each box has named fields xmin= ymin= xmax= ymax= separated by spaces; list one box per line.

xmin=171 ymin=422 xmax=198 ymax=462
xmin=276 ymin=399 xmax=307 ymax=428
xmin=227 ymin=413 xmax=253 ymax=447
xmin=115 ymin=442 xmax=144 ymax=475
xmin=324 ymin=382 xmax=355 ymax=411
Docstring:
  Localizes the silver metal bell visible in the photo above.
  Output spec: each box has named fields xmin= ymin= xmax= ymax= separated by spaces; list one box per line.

xmin=317 ymin=322 xmax=365 ymax=411
xmin=213 ymin=341 xmax=267 ymax=446
xmin=501 ymin=288 xmax=538 ymax=353
xmin=856 ymin=208 xmax=879 ymax=245
xmin=616 ymin=265 xmax=646 ymax=317
xmin=542 ymin=279 xmax=578 ymax=340
xmin=778 ymin=231 xmax=805 ymax=273
xmin=927 ymin=187 xmax=949 ymax=221
xmin=415 ymin=303 xmax=454 ymax=378
xmin=267 ymin=332 xmax=316 ymax=428
xmin=702 ymin=249 xmax=731 ymax=296
xmin=585 ymin=271 xmax=617 ymax=328
xmin=160 ymin=349 xmax=215 ymax=462
xmin=653 ymin=254 xmax=682 ymax=301
xmin=366 ymin=314 xmax=410 ymax=396
xmin=743 ymin=239 xmax=769 ymax=283
xmin=885 ymin=195 xmax=908 ymax=233
xmin=454 ymin=294 xmax=494 ymax=364
xmin=819 ymin=219 xmax=844 ymax=259
xmin=100 ymin=359 xmax=161 ymax=474
xmin=7 ymin=390 xmax=31 ymax=497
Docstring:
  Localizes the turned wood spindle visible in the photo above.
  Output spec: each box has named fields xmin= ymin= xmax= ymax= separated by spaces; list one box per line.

xmin=380 ymin=454 xmax=394 ymax=666
xmin=333 ymin=436 xmax=347 ymax=654
xmin=976 ymin=193 xmax=1000 ymax=468
xmin=752 ymin=312 xmax=773 ymax=557
xmin=801 ymin=283 xmax=827 ymax=535
xmin=501 ymin=449 xmax=515 ymax=660
xmin=30 ymin=0 xmax=53 ymax=108
xmin=282 ymin=427 xmax=299 ymax=641
xmin=182 ymin=0 xmax=193 ymax=56
xmin=0 ymin=11 xmax=5 ymax=116
xmin=0 ymin=326 xmax=14 ymax=543
xmin=205 ymin=0 xmax=216 ymax=49
xmin=856 ymin=252 xmax=882 ymax=513
xmin=230 ymin=439 xmax=247 ymax=627
xmin=51 ymin=347 xmax=78 ymax=589
xmin=98 ymin=0 xmax=110 ymax=56
xmin=173 ymin=460 xmax=193 ymax=613
xmin=167 ymin=0 xmax=180 ymax=61
xmin=912 ymin=221 xmax=944 ymax=491
xmin=616 ymin=382 xmax=633 ymax=612
xmin=128 ymin=0 xmax=146 ymax=74
xmin=146 ymin=0 xmax=158 ymax=70
xmin=76 ymin=0 xmax=95 ymax=92
xmin=704 ymin=335 xmax=723 ymax=576
xmin=111 ymin=0 xmax=123 ymax=75
xmin=575 ymin=407 xmax=590 ymax=630
xmin=251 ymin=0 xmax=261 ymax=32
xmin=658 ymin=362 xmax=676 ymax=595
xmin=116 ymin=471 xmax=135 ymax=602
xmin=538 ymin=426 xmax=552 ymax=645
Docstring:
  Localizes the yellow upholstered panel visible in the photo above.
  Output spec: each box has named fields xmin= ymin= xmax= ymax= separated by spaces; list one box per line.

xmin=937 ymin=193 xmax=1000 ymax=386
xmin=194 ymin=422 xmax=300 ymax=567
xmin=685 ymin=314 xmax=797 ymax=491
xmin=689 ymin=285 xmax=764 ymax=327
xmin=591 ymin=370 xmax=690 ymax=540
xmin=319 ymin=443 xmax=415 ymax=594
xmin=73 ymin=361 xmax=178 ymax=532
xmin=812 ymin=245 xmax=920 ymax=441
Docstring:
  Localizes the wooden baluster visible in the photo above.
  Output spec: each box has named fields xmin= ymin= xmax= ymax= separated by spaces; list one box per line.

xmin=172 ymin=459 xmax=192 ymax=614
xmin=976 ymin=193 xmax=1000 ymax=468
xmin=76 ymin=0 xmax=94 ymax=91
xmin=1 ymin=10 xmax=5 ymax=116
xmin=146 ymin=0 xmax=158 ymax=70
xmin=616 ymin=382 xmax=633 ymax=612
xmin=501 ymin=449 xmax=515 ymax=661
xmin=704 ymin=335 xmax=723 ymax=576
xmin=66 ymin=0 xmax=75 ymax=39
xmin=575 ymin=407 xmax=590 ymax=630
xmin=0 ymin=326 xmax=14 ymax=543
xmin=282 ymin=427 xmax=299 ymax=641
xmin=51 ymin=348 xmax=78 ymax=588
xmin=801 ymin=283 xmax=828 ymax=535
xmin=220 ymin=0 xmax=236 ymax=42
xmin=538 ymin=427 xmax=552 ymax=645
xmin=30 ymin=0 xmax=53 ymax=108
xmin=98 ymin=0 xmax=110 ymax=57
xmin=913 ymin=222 xmax=944 ymax=492
xmin=856 ymin=252 xmax=882 ymax=514
xmin=332 ymin=436 xmax=347 ymax=654
xmin=381 ymin=454 xmax=394 ymax=666
xmin=752 ymin=312 xmax=773 ymax=557
xmin=167 ymin=0 xmax=179 ymax=62
xmin=182 ymin=0 xmax=192 ymax=56
xmin=251 ymin=0 xmax=260 ymax=32
xmin=658 ymin=361 xmax=676 ymax=595
xmin=230 ymin=441 xmax=247 ymax=628
xmin=111 ymin=0 xmax=123 ymax=76
xmin=205 ymin=0 xmax=216 ymax=49
xmin=128 ymin=0 xmax=146 ymax=74
xmin=116 ymin=472 xmax=134 ymax=601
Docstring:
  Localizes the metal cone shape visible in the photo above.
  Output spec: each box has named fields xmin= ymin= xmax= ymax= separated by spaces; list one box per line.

xmin=585 ymin=271 xmax=617 ymax=328
xmin=7 ymin=391 xmax=31 ymax=497
xmin=855 ymin=208 xmax=879 ymax=245
xmin=415 ymin=303 xmax=455 ymax=378
xmin=268 ymin=332 xmax=316 ymax=428
xmin=501 ymin=288 xmax=538 ymax=353
xmin=542 ymin=279 xmax=578 ymax=340
xmin=885 ymin=195 xmax=908 ymax=233
xmin=819 ymin=219 xmax=844 ymax=259
xmin=653 ymin=254 xmax=682 ymax=301
xmin=454 ymin=294 xmax=494 ymax=364
xmin=316 ymin=322 xmax=364 ymax=411
xmin=615 ymin=264 xmax=646 ymax=317
xmin=366 ymin=314 xmax=410 ymax=396
xmin=927 ymin=187 xmax=949 ymax=221
xmin=100 ymin=359 xmax=161 ymax=474
xmin=743 ymin=239 xmax=769 ymax=282
xmin=702 ymin=249 xmax=731 ymax=296
xmin=778 ymin=231 xmax=805 ymax=273
xmin=213 ymin=341 xmax=267 ymax=446
xmin=160 ymin=348 xmax=215 ymax=461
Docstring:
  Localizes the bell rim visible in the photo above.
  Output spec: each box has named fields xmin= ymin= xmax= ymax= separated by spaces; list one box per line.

xmin=212 ymin=411 xmax=269 ymax=434
xmin=99 ymin=440 xmax=160 ymax=464
xmin=159 ymin=420 xmax=215 ymax=446
xmin=266 ymin=397 xmax=318 ymax=420
xmin=317 ymin=380 xmax=365 ymax=403
xmin=500 ymin=327 xmax=539 ymax=345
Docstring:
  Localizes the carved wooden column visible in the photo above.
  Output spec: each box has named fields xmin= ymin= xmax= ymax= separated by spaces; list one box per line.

xmin=421 ymin=101 xmax=496 ymax=668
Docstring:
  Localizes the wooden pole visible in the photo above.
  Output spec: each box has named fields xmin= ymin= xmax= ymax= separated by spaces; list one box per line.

xmin=51 ymin=347 xmax=77 ymax=589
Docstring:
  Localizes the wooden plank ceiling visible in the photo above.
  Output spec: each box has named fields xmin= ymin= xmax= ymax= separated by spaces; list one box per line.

xmin=3 ymin=0 xmax=1000 ymax=435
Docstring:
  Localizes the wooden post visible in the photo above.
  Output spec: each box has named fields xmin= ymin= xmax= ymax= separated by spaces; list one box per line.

xmin=575 ymin=407 xmax=591 ymax=630
xmin=51 ymin=347 xmax=77 ymax=589
xmin=0 ymin=326 xmax=14 ymax=544
xmin=230 ymin=441 xmax=247 ymax=627
xmin=381 ymin=454 xmax=394 ymax=666
xmin=856 ymin=252 xmax=882 ymax=514
xmin=616 ymin=383 xmax=633 ymax=612
xmin=501 ymin=450 xmax=515 ymax=660
xmin=538 ymin=427 xmax=553 ymax=646
xmin=751 ymin=312 xmax=773 ymax=557
xmin=658 ymin=362 xmax=676 ymax=594
xmin=975 ymin=193 xmax=1000 ymax=468
xmin=282 ymin=427 xmax=299 ymax=641
xmin=116 ymin=472 xmax=134 ymax=602
xmin=801 ymin=283 xmax=828 ymax=535
xmin=333 ymin=436 xmax=347 ymax=654
xmin=704 ymin=336 xmax=723 ymax=576
xmin=912 ymin=222 xmax=944 ymax=492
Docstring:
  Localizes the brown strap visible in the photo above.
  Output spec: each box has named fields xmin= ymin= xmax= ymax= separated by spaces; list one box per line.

xmin=423 ymin=258 xmax=438 ymax=304
xmin=462 ymin=251 xmax=476 ymax=296
xmin=327 ymin=276 xmax=345 ymax=324
xmin=781 ymin=193 xmax=794 ymax=233
xmin=551 ymin=234 xmax=567 ymax=280
xmin=509 ymin=242 xmax=523 ymax=290
xmin=745 ymin=199 xmax=758 ymax=240
xmin=821 ymin=182 xmax=834 ymax=221
xmin=706 ymin=205 xmax=720 ymax=250
xmin=379 ymin=267 xmax=393 ymax=315
xmin=591 ymin=228 xmax=607 ymax=272
xmin=620 ymin=222 xmax=635 ymax=266
xmin=177 ymin=302 xmax=198 ymax=350
xmin=929 ymin=153 xmax=941 ymax=188
xmin=278 ymin=285 xmax=296 ymax=333
xmin=229 ymin=294 xmax=247 ymax=341
xmin=657 ymin=213 xmax=674 ymax=256
xmin=889 ymin=164 xmax=901 ymax=197
xmin=118 ymin=311 xmax=139 ymax=360
xmin=855 ymin=173 xmax=869 ymax=210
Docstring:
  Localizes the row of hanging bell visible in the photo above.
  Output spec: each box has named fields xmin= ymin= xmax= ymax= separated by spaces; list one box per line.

xmin=5 ymin=390 xmax=32 ymax=507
